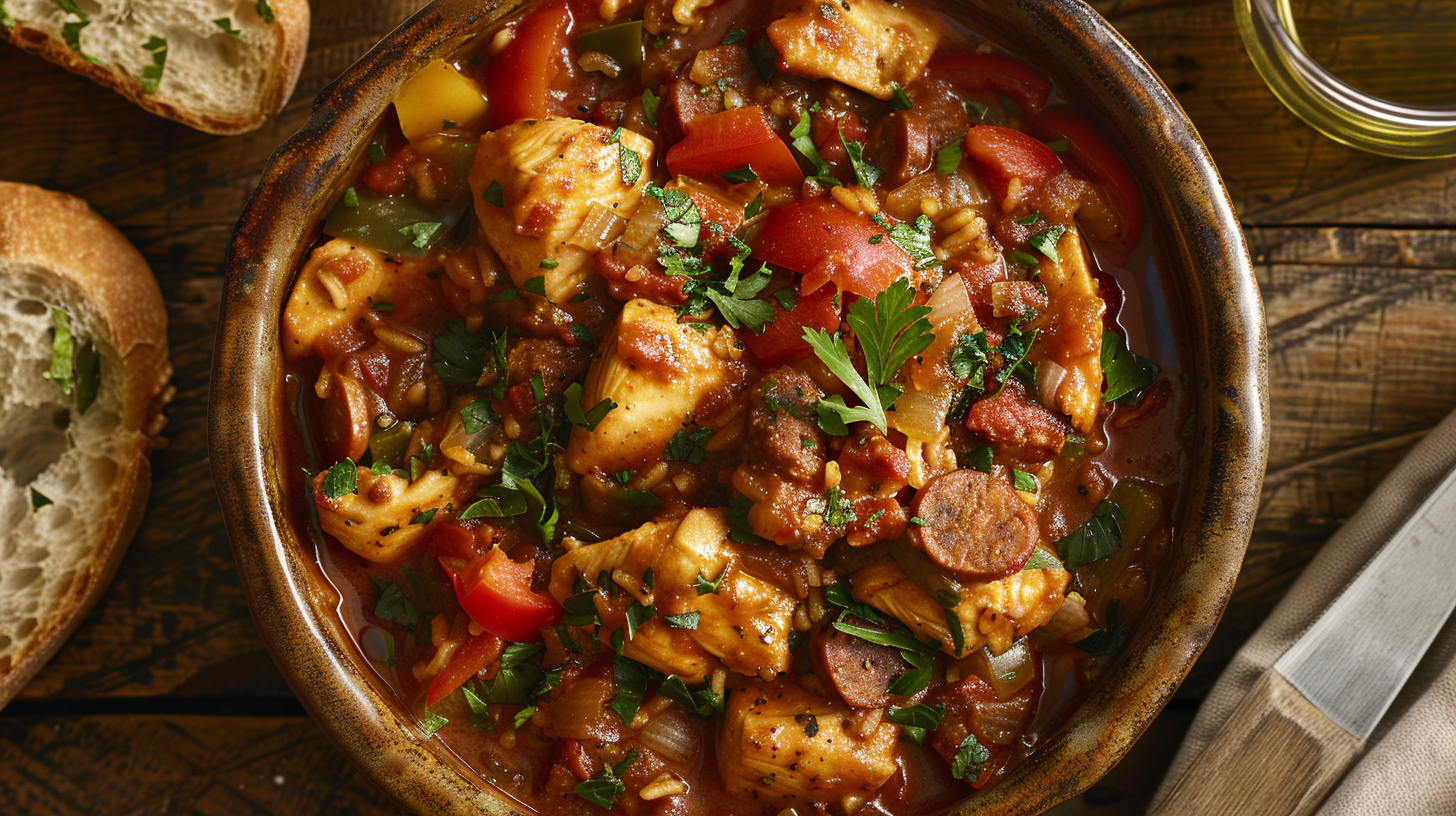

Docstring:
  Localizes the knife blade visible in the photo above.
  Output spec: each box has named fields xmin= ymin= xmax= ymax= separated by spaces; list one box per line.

xmin=1151 ymin=462 xmax=1456 ymax=816
xmin=1275 ymin=463 xmax=1456 ymax=741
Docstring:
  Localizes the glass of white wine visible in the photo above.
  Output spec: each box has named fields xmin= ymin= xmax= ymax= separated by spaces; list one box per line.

xmin=1234 ymin=0 xmax=1456 ymax=158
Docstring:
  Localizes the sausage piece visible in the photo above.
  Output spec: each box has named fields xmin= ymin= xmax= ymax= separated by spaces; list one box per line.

xmin=810 ymin=618 xmax=911 ymax=708
xmin=745 ymin=368 xmax=827 ymax=483
xmin=867 ymin=110 xmax=934 ymax=189
xmin=910 ymin=469 xmax=1038 ymax=577
xmin=965 ymin=380 xmax=1071 ymax=463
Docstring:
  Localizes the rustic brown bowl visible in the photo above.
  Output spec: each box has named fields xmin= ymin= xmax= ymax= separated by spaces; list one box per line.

xmin=209 ymin=0 xmax=1268 ymax=813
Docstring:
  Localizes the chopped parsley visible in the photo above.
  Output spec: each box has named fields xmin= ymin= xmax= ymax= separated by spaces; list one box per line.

xmin=721 ymin=28 xmax=746 ymax=44
xmin=343 ymin=187 xmax=360 ymax=208
xmin=790 ymin=106 xmax=838 ymax=186
xmin=523 ymin=275 xmax=548 ymax=297
xmin=719 ymin=165 xmax=758 ymax=184
xmin=564 ymin=382 xmax=616 ymax=430
xmin=1012 ymin=469 xmax=1039 ymax=493
xmin=0 ymin=2 xmax=13 ymax=29
xmin=748 ymin=36 xmax=778 ymax=82
xmin=1029 ymin=225 xmax=1067 ymax=262
xmin=1000 ymin=95 xmax=1022 ymax=117
xmin=887 ymin=703 xmax=946 ymax=744
xmin=804 ymin=279 xmax=933 ymax=434
xmin=1023 ymin=548 xmax=1063 ymax=571
xmin=1074 ymin=598 xmax=1129 ymax=655
xmin=214 ymin=18 xmax=241 ymax=36
xmin=459 ymin=399 xmax=495 ymax=434
xmin=744 ymin=192 xmax=763 ymax=219
xmin=1010 ymin=250 xmax=1040 ymax=268
xmin=659 ymin=675 xmax=724 ymax=718
xmin=320 ymin=460 xmax=358 ymax=499
xmin=664 ymin=611 xmax=700 ymax=629
xmin=965 ymin=99 xmax=989 ymax=121
xmin=619 ymin=142 xmax=643 ymax=185
xmin=30 ymin=488 xmax=52 ymax=511
xmin=1101 ymin=329 xmax=1160 ymax=404
xmin=949 ymin=330 xmax=991 ymax=387
xmin=693 ymin=568 xmax=726 ymax=596
xmin=575 ymin=748 xmax=639 ymax=809
xmin=399 ymin=221 xmax=445 ymax=250
xmin=421 ymin=709 xmax=448 ymax=735
xmin=431 ymin=321 xmax=501 ymax=386
xmin=951 ymin=733 xmax=991 ymax=780
xmin=1044 ymin=135 xmax=1069 ymax=153
xmin=642 ymin=87 xmax=660 ymax=127
xmin=481 ymin=180 xmax=505 ymax=207
xmin=1056 ymin=498 xmax=1124 ymax=570
xmin=371 ymin=577 xmax=418 ymax=628
xmin=410 ymin=508 xmax=438 ymax=526
xmin=936 ymin=139 xmax=963 ymax=174
xmin=61 ymin=15 xmax=102 ymax=65
xmin=839 ymin=121 xmax=882 ymax=188
xmin=664 ymin=426 xmax=713 ymax=464
xmin=1016 ymin=211 xmax=1040 ymax=226
xmin=138 ymin=35 xmax=168 ymax=92
xmin=877 ymin=213 xmax=939 ymax=271
xmin=806 ymin=486 xmax=856 ymax=527
xmin=609 ymin=656 xmax=650 ymax=724
xmin=256 ymin=0 xmax=275 ymax=23
xmin=890 ymin=83 xmax=913 ymax=110
xmin=539 ymin=258 xmax=559 ymax=270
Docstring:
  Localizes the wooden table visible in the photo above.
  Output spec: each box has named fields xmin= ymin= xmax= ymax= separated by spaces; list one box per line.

xmin=2 ymin=1 xmax=1453 ymax=813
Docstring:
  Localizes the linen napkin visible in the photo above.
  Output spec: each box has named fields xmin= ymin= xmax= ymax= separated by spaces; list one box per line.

xmin=1150 ymin=408 xmax=1456 ymax=815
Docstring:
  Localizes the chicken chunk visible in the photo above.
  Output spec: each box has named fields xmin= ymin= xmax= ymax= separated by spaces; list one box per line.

xmin=313 ymin=468 xmax=458 ymax=563
xmin=717 ymin=677 xmax=899 ymax=806
xmin=853 ymin=557 xmax=1069 ymax=656
xmin=566 ymin=299 xmax=752 ymax=476
xmin=282 ymin=239 xmax=389 ymax=361
xmin=469 ymin=118 xmax=654 ymax=303
xmin=549 ymin=509 xmax=797 ymax=679
xmin=767 ymin=0 xmax=941 ymax=100
xmin=1035 ymin=230 xmax=1105 ymax=434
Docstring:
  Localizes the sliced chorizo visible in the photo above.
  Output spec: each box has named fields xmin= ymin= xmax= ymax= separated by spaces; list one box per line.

xmin=909 ymin=469 xmax=1038 ymax=578
xmin=810 ymin=618 xmax=911 ymax=709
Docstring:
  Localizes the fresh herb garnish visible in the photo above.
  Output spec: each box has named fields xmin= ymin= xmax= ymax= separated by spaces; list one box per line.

xmin=659 ymin=675 xmax=724 ymax=717
xmin=936 ymin=139 xmax=963 ymax=174
xmin=1044 ymin=136 xmax=1069 ymax=153
xmin=664 ymin=611 xmax=700 ymax=629
xmin=321 ymin=459 xmax=358 ymax=499
xmin=431 ymin=321 xmax=499 ymax=385
xmin=399 ymin=221 xmax=445 ymax=250
xmin=748 ymin=36 xmax=778 ymax=82
xmin=624 ymin=601 xmax=657 ymax=639
xmin=481 ymin=180 xmax=505 ymax=207
xmin=888 ymin=703 xmax=946 ymax=742
xmin=945 ymin=606 xmax=965 ymax=656
xmin=214 ymin=18 xmax=241 ymax=36
xmin=642 ymin=88 xmax=660 ymax=127
xmin=951 ymin=733 xmax=991 ymax=780
xmin=664 ymin=426 xmax=713 ymax=464
xmin=804 ymin=278 xmax=934 ymax=433
xmin=564 ymin=382 xmax=616 ymax=430
xmin=619 ymin=142 xmax=643 ymax=185
xmin=721 ymin=28 xmax=746 ymax=44
xmin=30 ymin=488 xmax=52 ymax=511
xmin=575 ymin=747 xmax=640 ymax=809
xmin=744 ymin=192 xmax=763 ymax=219
xmin=1029 ymin=225 xmax=1067 ymax=262
xmin=965 ymin=99 xmax=989 ymax=121
xmin=459 ymin=484 xmax=529 ymax=519
xmin=609 ymin=655 xmax=650 ymax=723
xmin=1022 ymin=548 xmax=1063 ymax=571
xmin=949 ymin=330 xmax=990 ymax=387
xmin=256 ymin=0 xmax=275 ymax=24
xmin=410 ymin=508 xmax=438 ymax=526
xmin=1012 ymin=469 xmax=1039 ymax=493
xmin=460 ymin=399 xmax=495 ymax=434
xmin=138 ymin=35 xmax=168 ymax=92
xmin=881 ymin=213 xmax=940 ymax=271
xmin=421 ymin=709 xmax=448 ymax=735
xmin=890 ymin=83 xmax=913 ymax=110
xmin=1016 ymin=211 xmax=1040 ymax=226
xmin=693 ymin=568 xmax=726 ymax=596
xmin=1101 ymin=329 xmax=1160 ymax=404
xmin=1056 ymin=499 xmax=1124 ymax=570
xmin=1075 ymin=598 xmax=1129 ymax=655
xmin=371 ymin=578 xmax=419 ymax=628
xmin=805 ymin=486 xmax=856 ymax=527
xmin=790 ymin=107 xmax=838 ymax=186
xmin=719 ymin=165 xmax=758 ymax=184
xmin=839 ymin=121 xmax=882 ymax=188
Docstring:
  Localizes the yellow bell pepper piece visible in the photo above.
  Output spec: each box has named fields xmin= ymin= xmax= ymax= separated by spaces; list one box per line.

xmin=393 ymin=59 xmax=488 ymax=144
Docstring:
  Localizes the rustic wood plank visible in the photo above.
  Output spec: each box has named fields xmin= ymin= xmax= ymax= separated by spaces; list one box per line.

xmin=0 ymin=714 xmax=404 ymax=816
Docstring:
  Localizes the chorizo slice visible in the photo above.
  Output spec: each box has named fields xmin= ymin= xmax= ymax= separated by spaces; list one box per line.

xmin=810 ymin=619 xmax=911 ymax=709
xmin=909 ymin=469 xmax=1038 ymax=577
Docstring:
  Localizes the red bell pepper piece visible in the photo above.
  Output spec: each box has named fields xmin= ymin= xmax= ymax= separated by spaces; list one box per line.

xmin=963 ymin=124 xmax=1065 ymax=206
xmin=446 ymin=546 xmax=562 ymax=643
xmin=665 ymin=107 xmax=804 ymax=187
xmin=1028 ymin=106 xmax=1144 ymax=255
xmin=751 ymin=197 xmax=913 ymax=298
xmin=425 ymin=630 xmax=505 ymax=706
xmin=484 ymin=1 xmax=571 ymax=128
xmin=739 ymin=286 xmax=841 ymax=366
xmin=928 ymin=53 xmax=1053 ymax=116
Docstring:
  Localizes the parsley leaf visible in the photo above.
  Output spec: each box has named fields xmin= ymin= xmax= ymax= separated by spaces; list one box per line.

xmin=609 ymin=655 xmax=650 ymax=724
xmin=839 ymin=121 xmax=881 ymax=188
xmin=664 ymin=426 xmax=713 ymax=464
xmin=890 ymin=83 xmax=913 ymax=110
xmin=659 ymin=675 xmax=724 ymax=717
xmin=321 ymin=460 xmax=358 ymax=499
xmin=214 ymin=17 xmax=241 ymax=35
xmin=620 ymin=142 xmax=643 ymax=185
xmin=951 ymin=733 xmax=991 ymax=780
xmin=1056 ymin=499 xmax=1125 ymax=570
xmin=256 ymin=0 xmax=275 ymax=24
xmin=1101 ymin=329 xmax=1160 ymax=404
xmin=748 ymin=36 xmax=778 ymax=82
xmin=481 ymin=180 xmax=505 ymax=207
xmin=745 ymin=192 xmax=763 ymax=219
xmin=1012 ymin=469 xmax=1039 ymax=493
xmin=30 ymin=487 xmax=52 ymax=511
xmin=1074 ymin=597 xmax=1129 ymax=655
xmin=371 ymin=578 xmax=418 ymax=628
xmin=575 ymin=748 xmax=639 ymax=809
xmin=805 ymin=486 xmax=856 ymax=527
xmin=421 ymin=709 xmax=448 ymax=735
xmin=883 ymin=214 xmax=939 ymax=271
xmin=887 ymin=703 xmax=946 ymax=731
xmin=936 ymin=139 xmax=963 ymax=174
xmin=139 ymin=35 xmax=167 ymax=93
xmin=564 ymin=382 xmax=616 ymax=430
xmin=693 ymin=568 xmax=726 ymax=596
xmin=1022 ymin=548 xmax=1063 ymax=571
xmin=949 ymin=330 xmax=990 ymax=387
xmin=460 ymin=399 xmax=495 ymax=434
xmin=721 ymin=28 xmax=746 ymax=44
xmin=642 ymin=87 xmax=660 ymax=127
xmin=45 ymin=309 xmax=76 ymax=396
xmin=431 ymin=322 xmax=499 ymax=386
xmin=719 ymin=165 xmax=758 ymax=184
xmin=790 ymin=108 xmax=838 ymax=186
xmin=805 ymin=278 xmax=933 ymax=434
xmin=1029 ymin=225 xmax=1067 ymax=262
xmin=624 ymin=601 xmax=657 ymax=639
xmin=459 ymin=484 xmax=529 ymax=519
xmin=61 ymin=18 xmax=103 ymax=65
xmin=664 ymin=611 xmax=700 ymax=629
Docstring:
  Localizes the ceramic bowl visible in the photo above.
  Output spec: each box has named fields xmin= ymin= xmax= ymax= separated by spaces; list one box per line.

xmin=209 ymin=0 xmax=1268 ymax=812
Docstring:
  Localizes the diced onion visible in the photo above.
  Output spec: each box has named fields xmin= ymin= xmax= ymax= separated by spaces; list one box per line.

xmin=617 ymin=198 xmax=667 ymax=266
xmin=972 ymin=639 xmax=1038 ymax=700
xmin=1034 ymin=591 xmax=1090 ymax=644
xmin=440 ymin=412 xmax=497 ymax=475
xmin=569 ymin=201 xmax=628 ymax=252
xmin=884 ymin=167 xmax=994 ymax=223
xmin=894 ymin=274 xmax=977 ymax=441
xmin=975 ymin=693 xmax=1033 ymax=745
xmin=1037 ymin=359 xmax=1067 ymax=409
xmin=639 ymin=709 xmax=701 ymax=764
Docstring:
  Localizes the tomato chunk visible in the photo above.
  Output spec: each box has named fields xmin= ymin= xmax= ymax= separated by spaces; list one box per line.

xmin=448 ymin=547 xmax=562 ymax=642
xmin=928 ymin=53 xmax=1053 ymax=116
xmin=484 ymin=1 xmax=570 ymax=128
xmin=740 ymin=286 xmax=841 ymax=366
xmin=665 ymin=107 xmax=804 ymax=187
xmin=1028 ymin=107 xmax=1144 ymax=254
xmin=963 ymin=125 xmax=1064 ymax=206
xmin=425 ymin=631 xmax=505 ymax=706
xmin=751 ymin=198 xmax=913 ymax=298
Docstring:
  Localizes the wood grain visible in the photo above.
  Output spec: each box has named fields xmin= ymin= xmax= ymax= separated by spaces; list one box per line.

xmin=0 ymin=0 xmax=1452 ymax=813
xmin=1149 ymin=672 xmax=1362 ymax=816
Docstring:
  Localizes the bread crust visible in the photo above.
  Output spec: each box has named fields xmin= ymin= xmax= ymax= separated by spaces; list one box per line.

xmin=0 ymin=183 xmax=171 ymax=709
xmin=0 ymin=0 xmax=311 ymax=135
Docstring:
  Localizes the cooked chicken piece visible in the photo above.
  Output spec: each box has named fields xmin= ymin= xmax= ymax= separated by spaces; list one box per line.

xmin=313 ymin=468 xmax=458 ymax=563
xmin=767 ymin=0 xmax=941 ymax=100
xmin=853 ymin=557 xmax=1069 ymax=656
xmin=566 ymin=299 xmax=752 ymax=476
xmin=549 ymin=509 xmax=796 ymax=679
xmin=717 ymin=676 xmax=899 ymax=805
xmin=469 ymin=118 xmax=654 ymax=303
xmin=282 ymin=239 xmax=389 ymax=361
xmin=1035 ymin=230 xmax=1105 ymax=434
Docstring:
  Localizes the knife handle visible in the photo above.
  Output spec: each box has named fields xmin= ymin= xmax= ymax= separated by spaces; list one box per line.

xmin=1150 ymin=670 xmax=1362 ymax=816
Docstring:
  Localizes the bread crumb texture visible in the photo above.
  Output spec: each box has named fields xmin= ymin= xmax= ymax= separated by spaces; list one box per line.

xmin=3 ymin=0 xmax=301 ymax=132
xmin=0 ymin=266 xmax=135 ymax=674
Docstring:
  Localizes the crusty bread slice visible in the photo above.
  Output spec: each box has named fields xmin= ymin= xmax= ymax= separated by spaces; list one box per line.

xmin=0 ymin=0 xmax=309 ymax=135
xmin=0 ymin=182 xmax=171 ymax=709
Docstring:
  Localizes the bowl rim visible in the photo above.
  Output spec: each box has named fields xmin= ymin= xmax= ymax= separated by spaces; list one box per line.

xmin=208 ymin=0 xmax=1268 ymax=813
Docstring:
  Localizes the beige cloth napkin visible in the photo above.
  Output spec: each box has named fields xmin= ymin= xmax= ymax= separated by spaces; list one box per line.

xmin=1151 ymin=408 xmax=1456 ymax=815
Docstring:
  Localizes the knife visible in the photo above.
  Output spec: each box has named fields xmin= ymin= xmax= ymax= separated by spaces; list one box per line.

xmin=1151 ymin=464 xmax=1456 ymax=816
